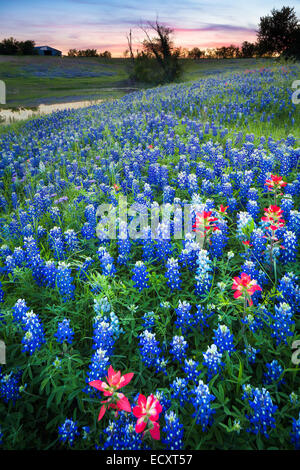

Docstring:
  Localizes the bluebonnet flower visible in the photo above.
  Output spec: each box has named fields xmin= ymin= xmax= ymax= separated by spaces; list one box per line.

xmin=170 ymin=377 xmax=189 ymax=406
xmin=190 ymin=380 xmax=215 ymax=430
xmin=155 ymin=222 xmax=173 ymax=261
xmin=246 ymin=200 xmax=260 ymax=219
xmin=92 ymin=317 xmax=116 ymax=354
xmin=203 ymin=344 xmax=224 ymax=381
xmin=154 ymin=390 xmax=171 ymax=412
xmin=195 ymin=249 xmax=213 ymax=296
xmin=183 ymin=358 xmax=201 ymax=383
xmin=236 ymin=212 xmax=255 ymax=241
xmin=0 ymin=282 xmax=3 ymax=303
xmin=142 ymin=311 xmax=155 ymax=330
xmin=194 ymin=304 xmax=213 ymax=332
xmin=56 ymin=262 xmax=75 ymax=301
xmin=132 ymin=261 xmax=150 ymax=291
xmin=281 ymin=231 xmax=297 ymax=264
xmin=0 ymin=427 xmax=3 ymax=446
xmin=93 ymin=296 xmax=111 ymax=314
xmin=43 ymin=260 xmax=57 ymax=288
xmin=139 ymin=330 xmax=163 ymax=370
xmin=78 ymin=257 xmax=94 ymax=280
xmin=85 ymin=348 xmax=110 ymax=395
xmin=12 ymin=299 xmax=28 ymax=323
xmin=98 ymin=247 xmax=116 ymax=277
xmin=227 ymin=197 xmax=238 ymax=213
xmin=243 ymin=386 xmax=277 ymax=438
xmin=162 ymin=411 xmax=184 ymax=450
xmin=100 ymin=412 xmax=144 ymax=450
xmin=175 ymin=301 xmax=193 ymax=332
xmin=170 ymin=335 xmax=188 ymax=361
xmin=277 ymin=272 xmax=300 ymax=313
xmin=12 ymin=247 xmax=25 ymax=267
xmin=64 ymin=229 xmax=79 ymax=252
xmin=21 ymin=310 xmax=46 ymax=355
xmin=290 ymin=412 xmax=300 ymax=450
xmin=54 ymin=319 xmax=74 ymax=344
xmin=140 ymin=227 xmax=156 ymax=262
xmin=213 ymin=324 xmax=235 ymax=356
xmin=288 ymin=210 xmax=300 ymax=235
xmin=82 ymin=426 xmax=90 ymax=440
xmin=281 ymin=195 xmax=294 ymax=220
xmin=269 ymin=302 xmax=294 ymax=345
xmin=0 ymin=368 xmax=23 ymax=404
xmin=209 ymin=229 xmax=228 ymax=258
xmin=250 ymin=228 xmax=266 ymax=263
xmin=243 ymin=345 xmax=259 ymax=364
xmin=81 ymin=222 xmax=95 ymax=239
xmin=0 ymin=245 xmax=11 ymax=260
xmin=247 ymin=187 xmax=259 ymax=201
xmin=84 ymin=204 xmax=96 ymax=225
xmin=117 ymin=237 xmax=131 ymax=265
xmin=263 ymin=360 xmax=284 ymax=386
xmin=165 ymin=258 xmax=181 ymax=291
xmin=58 ymin=419 xmax=79 ymax=447
xmin=289 ymin=392 xmax=299 ymax=406
xmin=163 ymin=185 xmax=175 ymax=204
xmin=49 ymin=226 xmax=65 ymax=260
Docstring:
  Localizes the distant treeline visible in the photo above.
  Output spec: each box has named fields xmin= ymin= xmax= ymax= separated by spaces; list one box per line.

xmin=164 ymin=42 xmax=268 ymax=60
xmin=67 ymin=49 xmax=112 ymax=58
xmin=0 ymin=37 xmax=36 ymax=55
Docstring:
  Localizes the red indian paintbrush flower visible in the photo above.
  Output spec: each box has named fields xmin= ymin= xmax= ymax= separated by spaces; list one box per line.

xmin=261 ymin=205 xmax=285 ymax=231
xmin=265 ymin=174 xmax=287 ymax=191
xmin=232 ymin=272 xmax=262 ymax=307
xmin=89 ymin=365 xmax=134 ymax=421
xmin=218 ymin=204 xmax=228 ymax=214
xmin=193 ymin=211 xmax=218 ymax=235
xmin=133 ymin=394 xmax=162 ymax=440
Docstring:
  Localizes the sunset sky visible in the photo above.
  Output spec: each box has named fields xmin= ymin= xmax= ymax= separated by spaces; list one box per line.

xmin=0 ymin=0 xmax=299 ymax=56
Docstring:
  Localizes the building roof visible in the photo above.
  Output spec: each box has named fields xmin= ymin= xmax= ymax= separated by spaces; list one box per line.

xmin=34 ymin=45 xmax=61 ymax=52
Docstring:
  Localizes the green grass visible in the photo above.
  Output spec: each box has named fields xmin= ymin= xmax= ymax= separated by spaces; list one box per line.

xmin=0 ymin=55 xmax=286 ymax=107
xmin=0 ymin=56 xmax=136 ymax=106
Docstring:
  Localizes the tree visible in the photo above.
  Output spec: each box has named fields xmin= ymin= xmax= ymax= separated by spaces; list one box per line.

xmin=284 ymin=27 xmax=300 ymax=59
xmin=68 ymin=49 xmax=78 ymax=57
xmin=188 ymin=47 xmax=203 ymax=60
xmin=0 ymin=37 xmax=20 ymax=55
xmin=19 ymin=40 xmax=35 ymax=55
xmin=241 ymin=41 xmax=256 ymax=58
xmin=126 ymin=29 xmax=135 ymax=61
xmin=257 ymin=6 xmax=299 ymax=56
xmin=99 ymin=51 xmax=111 ymax=59
xmin=136 ymin=20 xmax=181 ymax=83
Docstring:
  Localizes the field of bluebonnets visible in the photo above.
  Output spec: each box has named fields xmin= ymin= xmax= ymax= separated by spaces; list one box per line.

xmin=0 ymin=63 xmax=300 ymax=450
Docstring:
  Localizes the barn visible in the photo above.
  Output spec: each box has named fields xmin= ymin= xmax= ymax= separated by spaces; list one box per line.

xmin=34 ymin=46 xmax=62 ymax=56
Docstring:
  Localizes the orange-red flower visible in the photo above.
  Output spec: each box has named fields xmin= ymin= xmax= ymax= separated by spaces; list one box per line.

xmin=261 ymin=205 xmax=285 ymax=231
xmin=193 ymin=211 xmax=218 ymax=235
xmin=113 ymin=183 xmax=120 ymax=191
xmin=218 ymin=204 xmax=228 ymax=214
xmin=133 ymin=394 xmax=162 ymax=440
xmin=265 ymin=174 xmax=287 ymax=191
xmin=89 ymin=365 xmax=134 ymax=421
xmin=232 ymin=272 xmax=262 ymax=306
